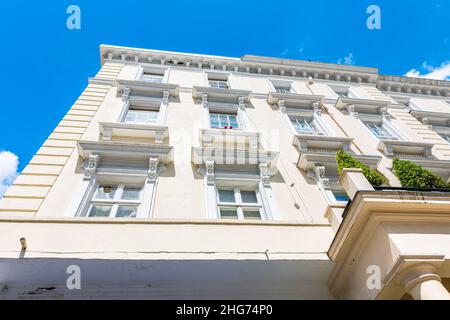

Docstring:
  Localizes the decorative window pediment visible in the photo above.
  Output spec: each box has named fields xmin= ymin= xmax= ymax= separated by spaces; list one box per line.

xmin=336 ymin=97 xmax=399 ymax=117
xmin=192 ymin=86 xmax=251 ymax=106
xmin=293 ymin=135 xmax=353 ymax=154
xmin=267 ymin=93 xmax=324 ymax=112
xmin=77 ymin=140 xmax=174 ymax=168
xmin=99 ymin=122 xmax=169 ymax=144
xmin=116 ymin=79 xmax=179 ymax=102
xmin=377 ymin=139 xmax=434 ymax=159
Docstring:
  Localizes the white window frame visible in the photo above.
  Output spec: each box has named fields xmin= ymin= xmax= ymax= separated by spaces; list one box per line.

xmin=205 ymin=72 xmax=230 ymax=89
xmin=86 ymin=184 xmax=143 ymax=218
xmin=209 ymin=112 xmax=241 ymax=130
xmin=269 ymin=79 xmax=294 ymax=93
xmin=122 ymin=107 xmax=160 ymax=125
xmin=205 ymin=103 xmax=251 ymax=131
xmin=216 ymin=187 xmax=265 ymax=220
xmin=285 ymin=110 xmax=333 ymax=136
xmin=360 ymin=115 xmax=405 ymax=141
xmin=118 ymin=98 xmax=167 ymax=126
xmin=208 ymin=79 xmax=229 ymax=89
xmin=136 ymin=66 xmax=169 ymax=83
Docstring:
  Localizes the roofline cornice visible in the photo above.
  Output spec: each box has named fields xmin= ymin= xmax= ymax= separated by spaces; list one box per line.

xmin=98 ymin=45 xmax=449 ymax=97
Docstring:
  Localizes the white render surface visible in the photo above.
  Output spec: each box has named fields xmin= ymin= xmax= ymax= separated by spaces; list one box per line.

xmin=1 ymin=45 xmax=450 ymax=299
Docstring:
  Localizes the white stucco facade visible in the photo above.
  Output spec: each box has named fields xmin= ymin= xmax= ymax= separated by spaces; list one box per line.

xmin=0 ymin=45 xmax=450 ymax=299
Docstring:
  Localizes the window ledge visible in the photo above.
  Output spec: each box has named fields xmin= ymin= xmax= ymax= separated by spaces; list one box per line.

xmin=336 ymin=97 xmax=400 ymax=115
xmin=99 ymin=122 xmax=169 ymax=143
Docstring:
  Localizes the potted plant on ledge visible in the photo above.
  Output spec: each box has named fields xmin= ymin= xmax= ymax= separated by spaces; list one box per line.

xmin=336 ymin=150 xmax=386 ymax=187
xmin=392 ymin=158 xmax=450 ymax=189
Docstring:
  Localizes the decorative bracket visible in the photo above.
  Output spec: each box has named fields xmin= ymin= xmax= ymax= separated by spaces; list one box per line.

xmin=381 ymin=107 xmax=392 ymax=120
xmin=122 ymin=87 xmax=131 ymax=102
xmin=155 ymin=131 xmax=164 ymax=144
xmin=278 ymin=99 xmax=286 ymax=113
xmin=312 ymin=102 xmax=321 ymax=116
xmin=102 ymin=128 xmax=112 ymax=141
xmin=202 ymin=93 xmax=208 ymax=108
xmin=315 ymin=165 xmax=330 ymax=189
xmin=347 ymin=104 xmax=358 ymax=118
xmin=162 ymin=90 xmax=170 ymax=106
xmin=147 ymin=157 xmax=159 ymax=183
xmin=260 ymin=162 xmax=271 ymax=187
xmin=238 ymin=96 xmax=245 ymax=110
xmin=205 ymin=160 xmax=215 ymax=185
xmin=83 ymin=154 xmax=99 ymax=181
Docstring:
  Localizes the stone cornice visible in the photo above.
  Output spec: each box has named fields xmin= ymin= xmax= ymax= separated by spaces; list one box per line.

xmin=99 ymin=45 xmax=449 ymax=97
xmin=328 ymin=190 xmax=450 ymax=262
xmin=100 ymin=45 xmax=378 ymax=85
xmin=378 ymin=75 xmax=449 ymax=97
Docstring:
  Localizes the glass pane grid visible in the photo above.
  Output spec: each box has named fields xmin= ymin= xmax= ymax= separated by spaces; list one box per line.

xmin=89 ymin=185 xmax=142 ymax=218
xmin=275 ymin=87 xmax=291 ymax=93
xmin=291 ymin=117 xmax=320 ymax=134
xmin=210 ymin=113 xmax=239 ymax=129
xmin=209 ymin=80 xmax=228 ymax=89
xmin=142 ymin=75 xmax=163 ymax=83
xmin=365 ymin=122 xmax=394 ymax=139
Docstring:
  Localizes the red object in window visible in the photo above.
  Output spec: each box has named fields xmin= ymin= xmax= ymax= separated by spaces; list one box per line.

xmin=223 ymin=126 xmax=228 ymax=129
xmin=229 ymin=126 xmax=233 ymax=129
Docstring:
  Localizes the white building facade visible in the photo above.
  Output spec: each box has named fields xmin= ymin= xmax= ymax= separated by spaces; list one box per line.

xmin=1 ymin=45 xmax=450 ymax=299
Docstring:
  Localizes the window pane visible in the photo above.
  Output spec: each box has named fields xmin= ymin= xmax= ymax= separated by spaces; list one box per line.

xmin=275 ymin=87 xmax=290 ymax=93
xmin=220 ymin=208 xmax=238 ymax=219
xmin=116 ymin=205 xmax=138 ymax=218
xmin=142 ymin=75 xmax=163 ymax=83
xmin=121 ymin=187 xmax=141 ymax=200
xmin=124 ymin=110 xmax=158 ymax=124
xmin=219 ymin=114 xmax=228 ymax=124
xmin=94 ymin=186 xmax=117 ymax=200
xmin=241 ymin=191 xmax=258 ymax=203
xmin=365 ymin=122 xmax=393 ymax=139
xmin=209 ymin=80 xmax=228 ymax=89
xmin=332 ymin=191 xmax=349 ymax=202
xmin=88 ymin=204 xmax=112 ymax=217
xmin=243 ymin=210 xmax=261 ymax=220
xmin=209 ymin=114 xmax=221 ymax=128
xmin=218 ymin=190 xmax=235 ymax=203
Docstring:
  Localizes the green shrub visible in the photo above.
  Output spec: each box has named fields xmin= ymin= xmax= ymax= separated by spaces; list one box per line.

xmin=392 ymin=158 xmax=450 ymax=189
xmin=336 ymin=150 xmax=386 ymax=186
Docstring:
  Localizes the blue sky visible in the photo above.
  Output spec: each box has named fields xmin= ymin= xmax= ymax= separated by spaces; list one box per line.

xmin=0 ymin=0 xmax=449 ymax=192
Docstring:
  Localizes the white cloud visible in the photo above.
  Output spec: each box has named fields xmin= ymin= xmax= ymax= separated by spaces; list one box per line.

xmin=404 ymin=61 xmax=450 ymax=80
xmin=337 ymin=53 xmax=355 ymax=66
xmin=0 ymin=151 xmax=19 ymax=198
